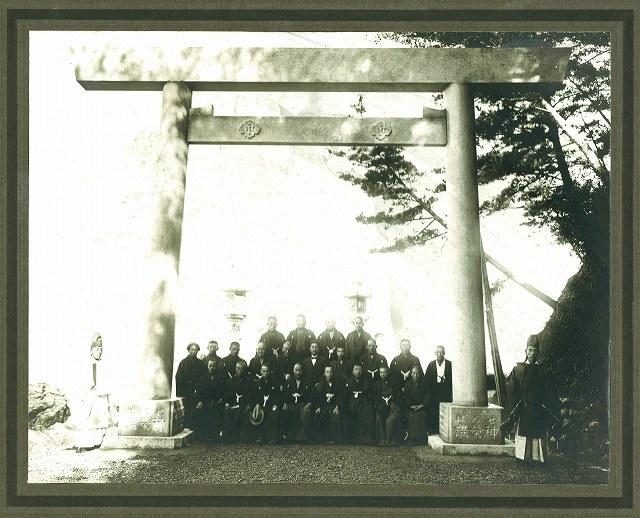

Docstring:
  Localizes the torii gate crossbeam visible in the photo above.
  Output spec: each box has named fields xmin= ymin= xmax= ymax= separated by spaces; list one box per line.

xmin=75 ymin=46 xmax=569 ymax=447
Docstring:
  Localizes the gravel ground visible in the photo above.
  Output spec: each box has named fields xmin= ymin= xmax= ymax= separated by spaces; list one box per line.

xmin=28 ymin=437 xmax=608 ymax=485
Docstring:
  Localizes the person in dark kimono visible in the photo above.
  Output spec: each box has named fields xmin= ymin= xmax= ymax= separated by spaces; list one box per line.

xmin=424 ymin=345 xmax=453 ymax=435
xmin=404 ymin=365 xmax=428 ymax=444
xmin=301 ymin=342 xmax=328 ymax=386
xmin=390 ymin=339 xmax=423 ymax=387
xmin=502 ymin=335 xmax=560 ymax=464
xmin=316 ymin=318 xmax=345 ymax=361
xmin=361 ymin=338 xmax=388 ymax=383
xmin=287 ymin=314 xmax=316 ymax=363
xmin=201 ymin=340 xmax=222 ymax=371
xmin=373 ymin=365 xmax=404 ymax=445
xmin=252 ymin=363 xmax=282 ymax=444
xmin=259 ymin=316 xmax=286 ymax=358
xmin=175 ymin=342 xmax=206 ymax=430
xmin=248 ymin=342 xmax=269 ymax=380
xmin=277 ymin=341 xmax=296 ymax=385
xmin=330 ymin=345 xmax=353 ymax=386
xmin=221 ymin=341 xmax=246 ymax=380
xmin=222 ymin=360 xmax=254 ymax=443
xmin=344 ymin=316 xmax=371 ymax=365
xmin=194 ymin=358 xmax=225 ymax=441
xmin=314 ymin=365 xmax=343 ymax=444
xmin=345 ymin=364 xmax=375 ymax=444
xmin=281 ymin=362 xmax=313 ymax=442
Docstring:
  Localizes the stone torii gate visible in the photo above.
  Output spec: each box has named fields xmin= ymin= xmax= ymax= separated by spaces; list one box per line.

xmin=76 ymin=46 xmax=570 ymax=449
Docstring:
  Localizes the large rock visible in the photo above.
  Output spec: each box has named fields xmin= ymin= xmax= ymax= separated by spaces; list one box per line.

xmin=28 ymin=383 xmax=71 ymax=431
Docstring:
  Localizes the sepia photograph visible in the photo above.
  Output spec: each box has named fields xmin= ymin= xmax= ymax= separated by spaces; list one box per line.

xmin=3 ymin=2 xmax=637 ymax=517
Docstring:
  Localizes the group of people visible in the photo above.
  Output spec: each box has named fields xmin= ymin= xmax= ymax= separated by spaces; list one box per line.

xmin=175 ymin=315 xmax=454 ymax=446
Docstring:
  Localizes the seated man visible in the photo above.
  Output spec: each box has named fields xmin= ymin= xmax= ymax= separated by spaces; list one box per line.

xmin=194 ymin=358 xmax=225 ymax=441
xmin=248 ymin=342 xmax=269 ymax=380
xmin=252 ymin=363 xmax=282 ymax=444
xmin=277 ymin=341 xmax=295 ymax=385
xmin=314 ymin=365 xmax=344 ymax=444
xmin=301 ymin=342 xmax=328 ymax=386
xmin=373 ymin=365 xmax=404 ymax=445
xmin=329 ymin=345 xmax=352 ymax=386
xmin=345 ymin=364 xmax=375 ymax=445
xmin=281 ymin=362 xmax=313 ymax=442
xmin=222 ymin=360 xmax=254 ymax=443
xmin=361 ymin=338 xmax=388 ymax=383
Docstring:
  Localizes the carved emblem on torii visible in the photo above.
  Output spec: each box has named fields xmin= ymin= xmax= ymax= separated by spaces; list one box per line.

xmin=239 ymin=120 xmax=262 ymax=139
xmin=370 ymin=120 xmax=392 ymax=141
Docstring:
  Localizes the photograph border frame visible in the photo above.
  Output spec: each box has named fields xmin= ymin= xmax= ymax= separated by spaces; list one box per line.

xmin=1 ymin=1 xmax=637 ymax=516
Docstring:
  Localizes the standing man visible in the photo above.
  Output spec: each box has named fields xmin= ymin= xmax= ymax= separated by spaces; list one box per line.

xmin=424 ymin=345 xmax=453 ymax=435
xmin=301 ymin=342 xmax=328 ymax=386
xmin=201 ymin=340 xmax=222 ymax=371
xmin=259 ymin=316 xmax=286 ymax=358
xmin=330 ymin=345 xmax=353 ymax=386
xmin=501 ymin=335 xmax=560 ymax=465
xmin=344 ymin=316 xmax=371 ymax=365
xmin=175 ymin=342 xmax=206 ymax=430
xmin=316 ymin=318 xmax=345 ymax=361
xmin=361 ymin=338 xmax=388 ymax=383
xmin=389 ymin=339 xmax=423 ymax=387
xmin=287 ymin=314 xmax=316 ymax=363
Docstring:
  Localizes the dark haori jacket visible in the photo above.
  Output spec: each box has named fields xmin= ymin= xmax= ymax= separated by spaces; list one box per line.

xmin=201 ymin=352 xmax=222 ymax=370
xmin=301 ymin=355 xmax=328 ymax=386
xmin=316 ymin=329 xmax=346 ymax=360
xmin=345 ymin=375 xmax=373 ymax=412
xmin=361 ymin=352 xmax=388 ymax=382
xmin=221 ymin=354 xmax=247 ymax=380
xmin=248 ymin=356 xmax=270 ymax=381
xmin=196 ymin=371 xmax=225 ymax=405
xmin=254 ymin=375 xmax=282 ymax=410
xmin=175 ymin=355 xmax=206 ymax=398
xmin=372 ymin=378 xmax=403 ymax=412
xmin=287 ymin=327 xmax=317 ymax=361
xmin=390 ymin=353 xmax=423 ymax=386
xmin=505 ymin=361 xmax=560 ymax=438
xmin=277 ymin=354 xmax=296 ymax=384
xmin=424 ymin=359 xmax=453 ymax=406
xmin=315 ymin=378 xmax=344 ymax=410
xmin=344 ymin=330 xmax=372 ymax=365
xmin=259 ymin=329 xmax=286 ymax=357
xmin=403 ymin=377 xmax=429 ymax=409
xmin=283 ymin=378 xmax=314 ymax=406
xmin=330 ymin=358 xmax=353 ymax=386
xmin=224 ymin=373 xmax=255 ymax=410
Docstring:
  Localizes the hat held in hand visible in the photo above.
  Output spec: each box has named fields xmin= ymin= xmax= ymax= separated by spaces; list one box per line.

xmin=249 ymin=406 xmax=264 ymax=426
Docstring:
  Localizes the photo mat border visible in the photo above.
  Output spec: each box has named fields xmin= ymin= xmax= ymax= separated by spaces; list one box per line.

xmin=1 ymin=1 xmax=637 ymax=516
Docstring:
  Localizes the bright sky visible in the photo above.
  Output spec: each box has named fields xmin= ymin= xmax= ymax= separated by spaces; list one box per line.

xmin=28 ymin=31 xmax=580 ymax=402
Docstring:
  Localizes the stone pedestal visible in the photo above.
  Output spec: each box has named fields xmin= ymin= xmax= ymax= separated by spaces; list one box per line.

xmin=439 ymin=402 xmax=503 ymax=445
xmin=117 ymin=398 xmax=185 ymax=437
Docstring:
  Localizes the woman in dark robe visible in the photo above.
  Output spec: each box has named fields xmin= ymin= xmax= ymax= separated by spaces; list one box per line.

xmin=175 ymin=342 xmax=206 ymax=430
xmin=403 ymin=365 xmax=428 ymax=444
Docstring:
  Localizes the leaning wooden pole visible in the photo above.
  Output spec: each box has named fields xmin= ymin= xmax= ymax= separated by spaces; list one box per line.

xmin=480 ymin=238 xmax=507 ymax=408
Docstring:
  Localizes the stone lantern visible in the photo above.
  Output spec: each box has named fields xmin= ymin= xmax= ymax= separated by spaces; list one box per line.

xmin=345 ymin=281 xmax=371 ymax=322
xmin=223 ymin=288 xmax=249 ymax=341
